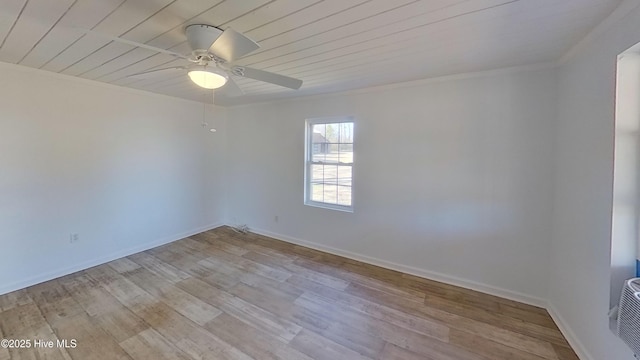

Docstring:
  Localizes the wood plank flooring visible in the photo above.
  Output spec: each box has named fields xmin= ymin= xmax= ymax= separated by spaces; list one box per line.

xmin=0 ymin=227 xmax=579 ymax=360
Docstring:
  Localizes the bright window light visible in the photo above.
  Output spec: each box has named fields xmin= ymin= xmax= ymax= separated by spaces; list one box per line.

xmin=304 ymin=117 xmax=355 ymax=212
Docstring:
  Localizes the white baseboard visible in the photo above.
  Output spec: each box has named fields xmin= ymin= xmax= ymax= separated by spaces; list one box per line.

xmin=2 ymin=220 xmax=592 ymax=360
xmin=0 ymin=222 xmax=224 ymax=296
xmin=546 ymin=302 xmax=594 ymax=360
xmin=245 ymin=225 xmax=547 ymax=308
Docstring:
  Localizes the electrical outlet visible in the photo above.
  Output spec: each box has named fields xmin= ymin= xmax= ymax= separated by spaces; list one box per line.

xmin=69 ymin=233 xmax=79 ymax=243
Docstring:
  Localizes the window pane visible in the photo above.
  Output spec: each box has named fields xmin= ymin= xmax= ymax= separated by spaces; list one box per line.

xmin=337 ymin=166 xmax=352 ymax=186
xmin=325 ymin=123 xmax=339 ymax=142
xmin=311 ymin=164 xmax=324 ymax=182
xmin=306 ymin=119 xmax=354 ymax=210
xmin=324 ymin=144 xmax=339 ymax=163
xmin=323 ymin=165 xmax=338 ymax=185
xmin=311 ymin=183 xmax=324 ymax=202
xmin=312 ymin=146 xmax=325 ymax=162
xmin=312 ymin=124 xmax=326 ymax=138
xmin=339 ymin=143 xmax=353 ymax=152
xmin=337 ymin=185 xmax=352 ymax=206
xmin=339 ymin=144 xmax=353 ymax=163
xmin=311 ymin=124 xmax=328 ymax=162
xmin=323 ymin=184 xmax=338 ymax=204
xmin=339 ymin=123 xmax=353 ymax=143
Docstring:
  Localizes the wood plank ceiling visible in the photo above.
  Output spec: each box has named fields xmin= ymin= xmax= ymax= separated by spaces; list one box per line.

xmin=0 ymin=0 xmax=623 ymax=106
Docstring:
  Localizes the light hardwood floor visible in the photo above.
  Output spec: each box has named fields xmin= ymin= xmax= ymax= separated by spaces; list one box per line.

xmin=0 ymin=227 xmax=578 ymax=360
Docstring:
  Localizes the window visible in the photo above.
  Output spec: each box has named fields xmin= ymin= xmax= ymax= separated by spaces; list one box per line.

xmin=304 ymin=117 xmax=354 ymax=211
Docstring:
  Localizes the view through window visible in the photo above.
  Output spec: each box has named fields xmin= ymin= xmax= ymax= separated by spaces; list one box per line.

xmin=305 ymin=118 xmax=354 ymax=211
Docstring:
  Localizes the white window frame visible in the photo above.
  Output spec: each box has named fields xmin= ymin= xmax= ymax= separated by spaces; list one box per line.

xmin=304 ymin=116 xmax=355 ymax=212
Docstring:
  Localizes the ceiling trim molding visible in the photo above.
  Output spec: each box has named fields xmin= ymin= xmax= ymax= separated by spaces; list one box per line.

xmin=225 ymin=61 xmax=559 ymax=108
xmin=558 ymin=0 xmax=640 ymax=65
xmin=0 ymin=60 xmax=218 ymax=107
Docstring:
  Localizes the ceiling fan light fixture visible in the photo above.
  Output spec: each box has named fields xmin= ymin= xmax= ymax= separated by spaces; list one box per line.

xmin=188 ymin=69 xmax=228 ymax=89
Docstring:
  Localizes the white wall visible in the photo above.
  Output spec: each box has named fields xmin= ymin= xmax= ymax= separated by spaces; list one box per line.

xmin=0 ymin=63 xmax=227 ymax=295
xmin=225 ymin=66 xmax=558 ymax=304
xmin=548 ymin=1 xmax=640 ymax=359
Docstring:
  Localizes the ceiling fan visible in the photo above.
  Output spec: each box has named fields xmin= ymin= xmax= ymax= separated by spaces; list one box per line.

xmin=87 ymin=24 xmax=303 ymax=94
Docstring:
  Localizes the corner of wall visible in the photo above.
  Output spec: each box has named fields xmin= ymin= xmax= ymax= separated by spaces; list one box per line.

xmin=545 ymin=1 xmax=640 ymax=359
xmin=546 ymin=302 xmax=596 ymax=360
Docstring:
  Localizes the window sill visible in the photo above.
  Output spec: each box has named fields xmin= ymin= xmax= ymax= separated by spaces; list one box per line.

xmin=304 ymin=201 xmax=353 ymax=213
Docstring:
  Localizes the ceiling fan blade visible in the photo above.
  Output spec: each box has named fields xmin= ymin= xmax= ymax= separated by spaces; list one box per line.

xmin=80 ymin=29 xmax=188 ymax=59
xmin=233 ymin=66 xmax=302 ymax=90
xmin=210 ymin=28 xmax=259 ymax=63
xmin=185 ymin=24 xmax=223 ymax=52
xmin=218 ymin=77 xmax=244 ymax=97
xmin=128 ymin=66 xmax=187 ymax=79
